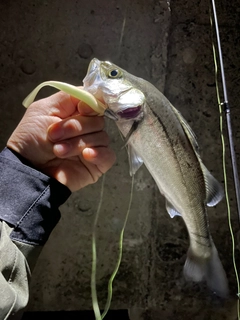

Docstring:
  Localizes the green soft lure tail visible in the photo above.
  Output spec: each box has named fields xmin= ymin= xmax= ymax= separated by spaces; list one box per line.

xmin=22 ymin=80 xmax=106 ymax=115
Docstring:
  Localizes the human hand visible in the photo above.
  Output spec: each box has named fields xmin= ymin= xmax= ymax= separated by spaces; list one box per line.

xmin=7 ymin=90 xmax=116 ymax=191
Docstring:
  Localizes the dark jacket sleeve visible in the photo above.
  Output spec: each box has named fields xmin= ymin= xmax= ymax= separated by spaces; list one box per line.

xmin=0 ymin=147 xmax=71 ymax=319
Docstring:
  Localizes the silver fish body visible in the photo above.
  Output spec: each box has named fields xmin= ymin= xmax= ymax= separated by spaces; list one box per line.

xmin=83 ymin=58 xmax=229 ymax=297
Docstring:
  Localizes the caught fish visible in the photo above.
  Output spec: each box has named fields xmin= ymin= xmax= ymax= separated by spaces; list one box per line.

xmin=83 ymin=58 xmax=229 ymax=298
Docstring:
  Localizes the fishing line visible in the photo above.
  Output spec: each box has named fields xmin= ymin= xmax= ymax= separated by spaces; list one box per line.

xmin=210 ymin=1 xmax=240 ymax=317
xmin=91 ymin=174 xmax=106 ymax=320
xmin=91 ymin=123 xmax=135 ymax=320
xmin=91 ymin=173 xmax=135 ymax=320
xmin=101 ymin=174 xmax=135 ymax=319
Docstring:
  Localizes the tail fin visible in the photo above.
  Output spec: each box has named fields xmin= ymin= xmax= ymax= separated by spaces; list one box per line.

xmin=183 ymin=243 xmax=229 ymax=298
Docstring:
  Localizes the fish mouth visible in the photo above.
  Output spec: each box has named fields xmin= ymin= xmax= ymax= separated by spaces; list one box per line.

xmin=84 ymin=58 xmax=144 ymax=121
xmin=117 ymin=106 xmax=142 ymax=119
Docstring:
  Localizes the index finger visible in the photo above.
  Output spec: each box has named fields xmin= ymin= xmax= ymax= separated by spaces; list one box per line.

xmin=42 ymin=90 xmax=80 ymax=119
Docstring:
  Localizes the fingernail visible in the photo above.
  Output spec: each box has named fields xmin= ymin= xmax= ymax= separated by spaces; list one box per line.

xmin=48 ymin=125 xmax=64 ymax=141
xmin=82 ymin=147 xmax=97 ymax=159
xmin=54 ymin=143 xmax=70 ymax=156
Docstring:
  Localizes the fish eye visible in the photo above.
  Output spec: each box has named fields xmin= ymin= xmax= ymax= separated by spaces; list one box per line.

xmin=108 ymin=69 xmax=122 ymax=79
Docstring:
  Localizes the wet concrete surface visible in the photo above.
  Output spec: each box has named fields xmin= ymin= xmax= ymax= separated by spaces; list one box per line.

xmin=0 ymin=0 xmax=240 ymax=319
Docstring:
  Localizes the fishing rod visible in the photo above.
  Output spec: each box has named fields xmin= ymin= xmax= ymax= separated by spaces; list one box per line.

xmin=211 ymin=0 xmax=240 ymax=224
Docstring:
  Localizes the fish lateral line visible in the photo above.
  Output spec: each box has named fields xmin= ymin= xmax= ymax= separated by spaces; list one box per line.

xmin=190 ymin=231 xmax=210 ymax=240
xmin=190 ymin=236 xmax=212 ymax=249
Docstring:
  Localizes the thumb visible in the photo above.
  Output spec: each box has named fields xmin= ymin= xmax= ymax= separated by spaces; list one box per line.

xmin=77 ymin=101 xmax=100 ymax=116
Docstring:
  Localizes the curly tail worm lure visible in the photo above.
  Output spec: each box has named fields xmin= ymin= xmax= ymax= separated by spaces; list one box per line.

xmin=22 ymin=80 xmax=106 ymax=115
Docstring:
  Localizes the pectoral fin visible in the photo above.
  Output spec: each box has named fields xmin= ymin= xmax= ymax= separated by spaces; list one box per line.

xmin=127 ymin=145 xmax=144 ymax=176
xmin=165 ymin=199 xmax=182 ymax=218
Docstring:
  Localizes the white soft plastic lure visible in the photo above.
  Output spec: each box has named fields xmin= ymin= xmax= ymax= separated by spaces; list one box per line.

xmin=23 ymin=80 xmax=106 ymax=114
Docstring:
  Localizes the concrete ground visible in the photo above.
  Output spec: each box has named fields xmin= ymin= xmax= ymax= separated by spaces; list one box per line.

xmin=0 ymin=0 xmax=239 ymax=319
